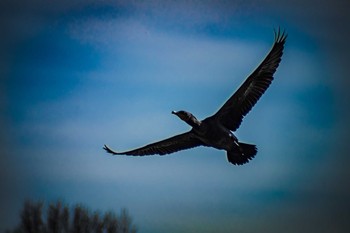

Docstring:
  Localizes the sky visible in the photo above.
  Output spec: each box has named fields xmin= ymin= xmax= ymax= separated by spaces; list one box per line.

xmin=1 ymin=0 xmax=349 ymax=232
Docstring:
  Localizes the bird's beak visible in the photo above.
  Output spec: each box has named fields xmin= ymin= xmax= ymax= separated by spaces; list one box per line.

xmin=171 ymin=111 xmax=177 ymax=115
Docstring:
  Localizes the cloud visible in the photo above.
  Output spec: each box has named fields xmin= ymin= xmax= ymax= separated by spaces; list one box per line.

xmin=68 ymin=16 xmax=279 ymax=90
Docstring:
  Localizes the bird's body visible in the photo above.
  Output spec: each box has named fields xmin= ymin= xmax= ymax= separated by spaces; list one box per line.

xmin=104 ymin=29 xmax=287 ymax=165
xmin=194 ymin=116 xmax=236 ymax=151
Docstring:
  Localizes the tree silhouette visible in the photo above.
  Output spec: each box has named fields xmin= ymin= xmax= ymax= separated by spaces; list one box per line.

xmin=20 ymin=201 xmax=44 ymax=233
xmin=6 ymin=200 xmax=137 ymax=233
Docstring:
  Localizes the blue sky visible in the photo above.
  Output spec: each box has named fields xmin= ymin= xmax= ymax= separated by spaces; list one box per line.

xmin=1 ymin=1 xmax=349 ymax=232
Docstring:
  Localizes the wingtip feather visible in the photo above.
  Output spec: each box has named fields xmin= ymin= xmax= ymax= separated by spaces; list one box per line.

xmin=274 ymin=27 xmax=287 ymax=44
xmin=103 ymin=144 xmax=119 ymax=155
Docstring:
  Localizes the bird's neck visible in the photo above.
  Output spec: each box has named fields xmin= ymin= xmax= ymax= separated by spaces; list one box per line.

xmin=185 ymin=115 xmax=201 ymax=128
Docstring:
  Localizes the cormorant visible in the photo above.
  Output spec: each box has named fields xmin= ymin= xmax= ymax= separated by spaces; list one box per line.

xmin=104 ymin=29 xmax=287 ymax=165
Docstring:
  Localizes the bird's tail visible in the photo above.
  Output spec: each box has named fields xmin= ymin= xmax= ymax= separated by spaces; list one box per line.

xmin=227 ymin=142 xmax=257 ymax=165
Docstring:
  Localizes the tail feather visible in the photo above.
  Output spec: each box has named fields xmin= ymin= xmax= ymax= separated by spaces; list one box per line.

xmin=227 ymin=142 xmax=257 ymax=165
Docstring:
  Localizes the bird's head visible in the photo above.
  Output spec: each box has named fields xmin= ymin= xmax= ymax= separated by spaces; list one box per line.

xmin=172 ymin=110 xmax=192 ymax=121
xmin=172 ymin=110 xmax=201 ymax=127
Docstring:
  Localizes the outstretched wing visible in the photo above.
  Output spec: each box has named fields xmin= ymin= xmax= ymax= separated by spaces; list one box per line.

xmin=212 ymin=29 xmax=287 ymax=131
xmin=103 ymin=131 xmax=203 ymax=156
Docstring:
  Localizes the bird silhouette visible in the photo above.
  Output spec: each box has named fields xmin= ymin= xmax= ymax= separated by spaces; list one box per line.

xmin=104 ymin=29 xmax=287 ymax=165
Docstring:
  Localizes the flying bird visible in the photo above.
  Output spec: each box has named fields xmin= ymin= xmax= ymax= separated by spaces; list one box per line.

xmin=104 ymin=29 xmax=287 ymax=165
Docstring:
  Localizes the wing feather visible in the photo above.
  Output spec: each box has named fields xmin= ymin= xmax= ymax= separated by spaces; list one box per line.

xmin=212 ymin=29 xmax=287 ymax=131
xmin=103 ymin=131 xmax=202 ymax=156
